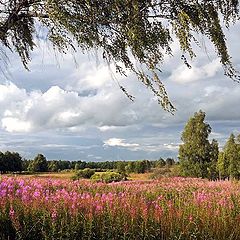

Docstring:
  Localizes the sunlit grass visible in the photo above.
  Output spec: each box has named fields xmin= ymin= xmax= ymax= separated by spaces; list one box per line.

xmin=128 ymin=172 xmax=152 ymax=180
xmin=6 ymin=171 xmax=75 ymax=179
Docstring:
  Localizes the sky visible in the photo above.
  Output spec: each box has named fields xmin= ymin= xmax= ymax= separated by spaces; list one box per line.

xmin=0 ymin=23 xmax=240 ymax=161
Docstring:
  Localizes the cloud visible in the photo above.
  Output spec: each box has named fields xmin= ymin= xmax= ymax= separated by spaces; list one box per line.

xmin=2 ymin=118 xmax=32 ymax=132
xmin=1 ymin=74 xmax=240 ymax=136
xmin=0 ymin=78 xmax=156 ymax=133
xmin=0 ymin=23 xmax=239 ymax=160
xmin=0 ymin=80 xmax=132 ymax=132
xmin=198 ymin=84 xmax=240 ymax=121
xmin=103 ymin=138 xmax=139 ymax=148
xmin=98 ymin=126 xmax=120 ymax=132
xmin=66 ymin=64 xmax=114 ymax=92
xmin=163 ymin=143 xmax=180 ymax=151
xmin=0 ymin=83 xmax=83 ymax=132
xmin=169 ymin=58 xmax=221 ymax=84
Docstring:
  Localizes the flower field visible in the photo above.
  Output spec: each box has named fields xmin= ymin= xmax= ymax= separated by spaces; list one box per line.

xmin=1 ymin=177 xmax=240 ymax=240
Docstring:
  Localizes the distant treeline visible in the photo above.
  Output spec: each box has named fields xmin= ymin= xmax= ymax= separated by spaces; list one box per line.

xmin=0 ymin=151 xmax=175 ymax=174
xmin=0 ymin=151 xmax=22 ymax=173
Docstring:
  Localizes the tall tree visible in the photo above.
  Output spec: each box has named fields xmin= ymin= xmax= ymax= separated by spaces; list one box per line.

xmin=28 ymin=153 xmax=48 ymax=172
xmin=4 ymin=151 xmax=22 ymax=172
xmin=0 ymin=151 xmax=23 ymax=173
xmin=217 ymin=151 xmax=228 ymax=179
xmin=179 ymin=110 xmax=218 ymax=178
xmin=125 ymin=161 xmax=135 ymax=173
xmin=218 ymin=133 xmax=240 ymax=179
xmin=1 ymin=1 xmax=240 ymax=112
xmin=48 ymin=160 xmax=59 ymax=172
xmin=0 ymin=151 xmax=5 ymax=173
xmin=116 ymin=161 xmax=127 ymax=174
xmin=208 ymin=139 xmax=219 ymax=180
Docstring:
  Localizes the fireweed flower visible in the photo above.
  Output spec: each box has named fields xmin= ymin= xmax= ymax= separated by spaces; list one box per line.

xmin=51 ymin=209 xmax=58 ymax=221
xmin=9 ymin=206 xmax=15 ymax=220
xmin=1 ymin=177 xmax=240 ymax=239
xmin=189 ymin=215 xmax=193 ymax=222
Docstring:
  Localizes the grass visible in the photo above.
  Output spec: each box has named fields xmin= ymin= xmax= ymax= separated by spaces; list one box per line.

xmin=6 ymin=171 xmax=76 ymax=180
xmin=128 ymin=172 xmax=152 ymax=180
xmin=6 ymin=171 xmax=153 ymax=181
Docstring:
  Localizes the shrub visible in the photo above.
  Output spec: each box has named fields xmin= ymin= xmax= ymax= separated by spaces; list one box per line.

xmin=91 ymin=172 xmax=124 ymax=183
xmin=74 ymin=168 xmax=95 ymax=179
xmin=150 ymin=165 xmax=181 ymax=179
xmin=150 ymin=167 xmax=172 ymax=179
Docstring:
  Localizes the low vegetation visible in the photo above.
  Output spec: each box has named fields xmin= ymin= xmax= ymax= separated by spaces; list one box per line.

xmin=1 ymin=176 xmax=240 ymax=239
xmin=73 ymin=168 xmax=95 ymax=180
xmin=90 ymin=172 xmax=125 ymax=183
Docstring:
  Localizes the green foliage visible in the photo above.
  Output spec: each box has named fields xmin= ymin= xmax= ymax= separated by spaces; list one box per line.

xmin=0 ymin=151 xmax=22 ymax=173
xmin=116 ymin=161 xmax=127 ymax=174
xmin=0 ymin=218 xmax=16 ymax=240
xmin=74 ymin=168 xmax=95 ymax=180
xmin=150 ymin=167 xmax=172 ymax=179
xmin=156 ymin=158 xmax=166 ymax=168
xmin=23 ymin=158 xmax=163 ymax=173
xmin=207 ymin=139 xmax=219 ymax=180
xmin=48 ymin=160 xmax=59 ymax=172
xmin=28 ymin=154 xmax=48 ymax=172
xmin=91 ymin=172 xmax=124 ymax=183
xmin=217 ymin=133 xmax=240 ymax=179
xmin=165 ymin=158 xmax=175 ymax=167
xmin=125 ymin=161 xmax=136 ymax=173
xmin=225 ymin=134 xmax=240 ymax=179
xmin=74 ymin=162 xmax=80 ymax=171
xmin=217 ymin=152 xmax=228 ymax=179
xmin=150 ymin=164 xmax=181 ymax=179
xmin=179 ymin=110 xmax=219 ymax=179
xmin=1 ymin=1 xmax=240 ymax=111
xmin=134 ymin=160 xmax=151 ymax=173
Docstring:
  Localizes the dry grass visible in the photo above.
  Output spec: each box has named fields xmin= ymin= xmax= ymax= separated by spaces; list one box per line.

xmin=5 ymin=172 xmax=152 ymax=181
xmin=34 ymin=172 xmax=75 ymax=179
xmin=128 ymin=172 xmax=152 ymax=180
xmin=6 ymin=171 xmax=75 ymax=180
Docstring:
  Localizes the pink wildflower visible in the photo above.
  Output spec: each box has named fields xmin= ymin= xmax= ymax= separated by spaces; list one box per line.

xmin=9 ymin=206 xmax=15 ymax=219
xmin=51 ymin=210 xmax=58 ymax=221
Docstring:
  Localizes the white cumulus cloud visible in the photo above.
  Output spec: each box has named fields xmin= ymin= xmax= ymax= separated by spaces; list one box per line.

xmin=103 ymin=138 xmax=139 ymax=148
xmin=0 ymin=81 xmax=152 ymax=133
xmin=169 ymin=59 xmax=221 ymax=84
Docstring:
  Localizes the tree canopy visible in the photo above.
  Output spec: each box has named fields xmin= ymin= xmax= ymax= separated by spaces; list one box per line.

xmin=217 ymin=133 xmax=240 ymax=179
xmin=179 ymin=110 xmax=218 ymax=178
xmin=28 ymin=153 xmax=48 ymax=172
xmin=1 ymin=0 xmax=239 ymax=112
xmin=0 ymin=151 xmax=22 ymax=173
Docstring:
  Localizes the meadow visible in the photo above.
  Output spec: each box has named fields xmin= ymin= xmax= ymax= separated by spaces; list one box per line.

xmin=1 ymin=176 xmax=240 ymax=240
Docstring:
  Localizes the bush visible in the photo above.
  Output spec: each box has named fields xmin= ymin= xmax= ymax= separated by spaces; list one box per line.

xmin=74 ymin=168 xmax=95 ymax=179
xmin=91 ymin=172 xmax=124 ymax=183
xmin=150 ymin=165 xmax=181 ymax=179
xmin=150 ymin=168 xmax=172 ymax=179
